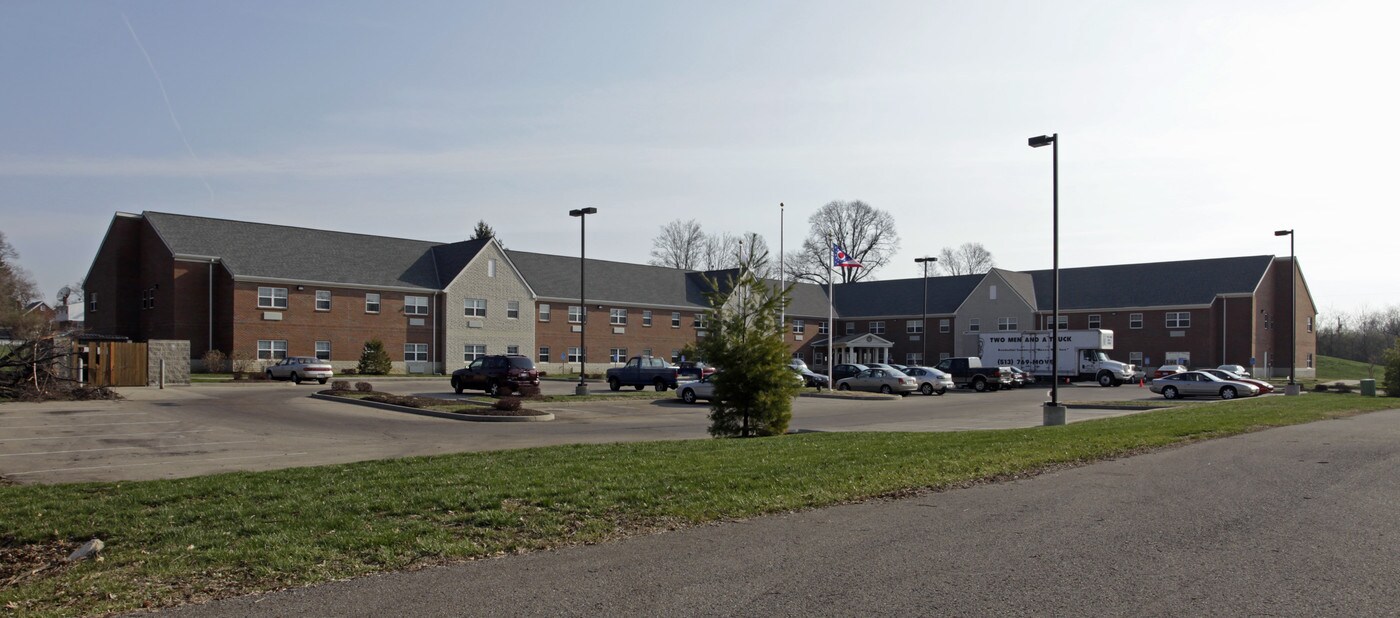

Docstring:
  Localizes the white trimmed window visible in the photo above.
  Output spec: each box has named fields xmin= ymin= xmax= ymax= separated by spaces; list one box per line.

xmin=487 ymin=258 xmax=497 ymax=278
xmin=464 ymin=344 xmax=486 ymax=361
xmin=1166 ymin=312 xmax=1190 ymax=328
xmin=819 ymin=321 xmax=829 ymax=335
xmin=671 ymin=311 xmax=681 ymax=328
xmin=315 ymin=290 xmax=331 ymax=311
xmin=998 ymin=317 xmax=1017 ymax=331
xmin=538 ymin=303 xmax=551 ymax=322
xmin=939 ymin=318 xmax=950 ymax=333
xmin=88 ymin=292 xmax=98 ymax=313
xmin=405 ymin=296 xmax=429 ymax=316
xmin=939 ymin=352 xmax=951 ymax=360
xmin=906 ymin=353 xmax=923 ymax=365
xmin=870 ymin=321 xmax=885 ymax=335
xmin=258 ymin=287 xmax=288 ymax=309
xmin=642 ymin=310 xmax=653 ymax=326
xmin=405 ymin=343 xmax=428 ymax=362
xmin=907 ymin=320 xmax=923 ymax=334
xmin=538 ymin=346 xmax=551 ymax=362
xmin=257 ymin=340 xmax=288 ymax=360
xmin=1307 ymin=353 xmax=1314 ymax=368
xmin=969 ymin=318 xmax=981 ymax=332
xmin=506 ymin=345 xmax=519 ymax=356
xmin=1129 ymin=313 xmax=1143 ymax=329
xmin=694 ymin=314 xmax=709 ymax=330
xmin=365 ymin=293 xmax=380 ymax=313
xmin=642 ymin=348 xmax=652 ymax=357
xmin=792 ymin=319 xmax=805 ymax=334
xmin=1054 ymin=315 xmax=1068 ymax=329
xmin=610 ymin=308 xmax=627 ymax=325
xmin=1307 ymin=317 xmax=1313 ymax=333
xmin=566 ymin=347 xmax=582 ymax=363
xmin=1088 ymin=314 xmax=1101 ymax=329
xmin=507 ymin=301 xmax=520 ymax=319
xmin=845 ymin=322 xmax=855 ymax=335
xmin=568 ymin=305 xmax=584 ymax=323
xmin=609 ymin=348 xmax=627 ymax=363
xmin=464 ymin=298 xmax=487 ymax=317
xmin=315 ymin=341 xmax=331 ymax=360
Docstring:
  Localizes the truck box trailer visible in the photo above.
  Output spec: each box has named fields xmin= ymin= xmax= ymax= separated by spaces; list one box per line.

xmin=979 ymin=329 xmax=1137 ymax=387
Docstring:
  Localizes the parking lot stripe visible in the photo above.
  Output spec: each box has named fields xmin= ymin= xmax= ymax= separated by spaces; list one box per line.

xmin=7 ymin=452 xmax=310 ymax=476
xmin=0 ymin=440 xmax=262 ymax=458
xmin=0 ymin=412 xmax=149 ymax=419
xmin=1 ymin=429 xmax=215 ymax=442
xmin=1 ymin=420 xmax=182 ymax=430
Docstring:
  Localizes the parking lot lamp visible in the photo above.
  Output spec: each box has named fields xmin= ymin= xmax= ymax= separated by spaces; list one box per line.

xmin=1274 ymin=229 xmax=1297 ymax=394
xmin=570 ymin=207 xmax=597 ymax=396
xmin=914 ymin=257 xmax=937 ymax=365
xmin=1029 ymin=133 xmax=1062 ymax=425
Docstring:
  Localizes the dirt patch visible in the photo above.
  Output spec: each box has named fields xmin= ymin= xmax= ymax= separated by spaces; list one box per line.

xmin=0 ymin=537 xmax=79 ymax=588
xmin=1 ymin=386 xmax=122 ymax=403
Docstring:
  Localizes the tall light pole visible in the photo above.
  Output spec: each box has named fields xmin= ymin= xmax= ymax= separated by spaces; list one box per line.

xmin=1029 ymin=133 xmax=1063 ymax=425
xmin=1275 ymin=229 xmax=1297 ymax=394
xmin=914 ymin=256 xmax=937 ymax=366
xmin=570 ymin=207 xmax=597 ymax=396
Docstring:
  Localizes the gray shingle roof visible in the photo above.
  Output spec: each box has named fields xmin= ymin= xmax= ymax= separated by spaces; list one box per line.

xmin=506 ymin=250 xmax=709 ymax=308
xmin=1027 ymin=255 xmax=1275 ymax=309
xmin=144 ymin=212 xmax=450 ymax=290
xmin=431 ymin=240 xmax=490 ymax=287
xmin=829 ymin=274 xmax=985 ymax=317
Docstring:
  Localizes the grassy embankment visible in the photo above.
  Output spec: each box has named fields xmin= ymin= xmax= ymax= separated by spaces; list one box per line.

xmin=2 ymin=394 xmax=1396 ymax=616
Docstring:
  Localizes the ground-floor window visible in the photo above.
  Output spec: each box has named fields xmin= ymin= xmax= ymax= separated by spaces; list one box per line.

xmin=792 ymin=351 xmax=804 ymax=362
xmin=257 ymin=340 xmax=287 ymax=360
xmin=609 ymin=348 xmax=627 ymax=363
xmin=641 ymin=348 xmax=652 ymax=357
xmin=1307 ymin=353 xmax=1314 ymax=368
xmin=906 ymin=353 xmax=923 ymax=366
xmin=506 ymin=344 xmax=519 ymax=356
xmin=1164 ymin=351 xmax=1190 ymax=366
xmin=566 ymin=347 xmax=582 ymax=363
xmin=538 ymin=346 xmax=550 ymax=362
xmin=406 ymin=343 xmax=429 ymax=362
xmin=463 ymin=344 xmax=485 ymax=361
xmin=670 ymin=349 xmax=681 ymax=362
xmin=939 ymin=352 xmax=951 ymax=360
xmin=1129 ymin=352 xmax=1143 ymax=368
xmin=315 ymin=341 xmax=331 ymax=360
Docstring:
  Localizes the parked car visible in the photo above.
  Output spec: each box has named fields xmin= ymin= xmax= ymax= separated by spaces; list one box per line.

xmin=606 ymin=356 xmax=681 ymax=391
xmin=1008 ymin=366 xmax=1035 ymax=387
xmin=902 ymin=366 xmax=953 ymax=396
xmin=1198 ymin=368 xmax=1274 ymax=394
xmin=1217 ymin=364 xmax=1251 ymax=377
xmin=451 ymin=355 xmax=540 ymax=396
xmin=832 ymin=363 xmax=869 ymax=382
xmin=836 ymin=368 xmax=917 ymax=396
xmin=675 ymin=373 xmax=718 ymax=404
xmin=790 ymin=365 xmax=830 ymax=388
xmin=265 ymin=356 xmax=334 ymax=384
xmin=887 ymin=364 xmax=909 ymax=373
xmin=676 ymin=361 xmax=715 ymax=381
xmin=1149 ymin=371 xmax=1260 ymax=400
xmin=1153 ymin=364 xmax=1189 ymax=379
xmin=933 ymin=357 xmax=1011 ymax=392
xmin=999 ymin=366 xmax=1031 ymax=388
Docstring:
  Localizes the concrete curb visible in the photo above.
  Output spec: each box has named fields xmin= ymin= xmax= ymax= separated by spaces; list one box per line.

xmin=799 ymin=391 xmax=900 ymax=401
xmin=310 ymin=393 xmax=554 ymax=422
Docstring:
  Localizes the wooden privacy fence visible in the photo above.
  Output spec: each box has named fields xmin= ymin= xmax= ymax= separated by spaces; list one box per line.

xmin=81 ymin=341 xmax=148 ymax=387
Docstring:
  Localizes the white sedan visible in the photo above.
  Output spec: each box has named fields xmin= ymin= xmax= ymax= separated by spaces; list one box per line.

xmin=676 ymin=374 xmax=718 ymax=404
xmin=265 ymin=356 xmax=334 ymax=384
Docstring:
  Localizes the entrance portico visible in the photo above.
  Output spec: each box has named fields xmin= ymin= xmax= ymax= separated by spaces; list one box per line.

xmin=810 ymin=333 xmax=895 ymax=367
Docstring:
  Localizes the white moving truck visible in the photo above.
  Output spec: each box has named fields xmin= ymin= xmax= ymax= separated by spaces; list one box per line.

xmin=979 ymin=329 xmax=1137 ymax=387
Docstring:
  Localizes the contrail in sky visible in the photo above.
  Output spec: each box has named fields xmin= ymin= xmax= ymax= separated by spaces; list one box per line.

xmin=121 ymin=12 xmax=215 ymax=201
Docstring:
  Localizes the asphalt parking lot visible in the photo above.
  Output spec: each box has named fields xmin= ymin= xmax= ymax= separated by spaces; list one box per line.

xmin=0 ymin=378 xmax=1169 ymax=485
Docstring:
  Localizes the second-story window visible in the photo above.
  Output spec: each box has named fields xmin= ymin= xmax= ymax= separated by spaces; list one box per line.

xmin=792 ymin=319 xmax=805 ymax=334
xmin=1088 ymin=314 xmax=1101 ymax=329
xmin=507 ymin=300 xmax=520 ymax=319
xmin=538 ymin=303 xmax=551 ymax=322
xmin=610 ymin=308 xmax=627 ymax=325
xmin=870 ymin=321 xmax=885 ymax=334
xmin=998 ymin=317 xmax=1017 ymax=331
xmin=365 ymin=293 xmax=380 ymax=313
xmin=642 ymin=310 xmax=653 ymax=326
xmin=315 ymin=290 xmax=331 ymax=311
xmin=405 ymin=295 xmax=429 ymax=315
xmin=258 ymin=287 xmax=288 ymax=309
xmin=907 ymin=320 xmax=923 ymax=334
xmin=1166 ymin=312 xmax=1190 ymax=328
xmin=671 ymin=311 xmax=681 ymax=328
xmin=464 ymin=298 xmax=487 ymax=317
xmin=568 ymin=306 xmax=584 ymax=323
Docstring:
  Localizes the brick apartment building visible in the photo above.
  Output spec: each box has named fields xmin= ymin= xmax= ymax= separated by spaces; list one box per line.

xmin=84 ymin=211 xmax=1318 ymax=378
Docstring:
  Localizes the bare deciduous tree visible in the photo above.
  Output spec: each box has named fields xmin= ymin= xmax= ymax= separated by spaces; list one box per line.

xmin=786 ymin=200 xmax=899 ymax=285
xmin=648 ymin=219 xmax=708 ymax=270
xmin=937 ymin=242 xmax=996 ymax=276
xmin=1 ymin=230 xmax=45 ymax=339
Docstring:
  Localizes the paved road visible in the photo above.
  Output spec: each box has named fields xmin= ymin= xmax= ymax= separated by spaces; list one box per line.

xmin=159 ymin=409 xmax=1400 ymax=617
xmin=0 ymin=379 xmax=1159 ymax=484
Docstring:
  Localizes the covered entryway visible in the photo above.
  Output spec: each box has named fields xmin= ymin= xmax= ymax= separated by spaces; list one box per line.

xmin=810 ymin=333 xmax=895 ymax=366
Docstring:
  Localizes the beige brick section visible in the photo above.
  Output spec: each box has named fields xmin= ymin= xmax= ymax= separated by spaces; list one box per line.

xmin=443 ymin=241 xmax=535 ymax=371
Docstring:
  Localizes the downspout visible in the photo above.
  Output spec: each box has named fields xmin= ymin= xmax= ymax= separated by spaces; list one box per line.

xmin=208 ymin=259 xmax=214 ymax=357
xmin=1221 ymin=297 xmax=1227 ymax=365
xmin=433 ymin=291 xmax=440 ymax=374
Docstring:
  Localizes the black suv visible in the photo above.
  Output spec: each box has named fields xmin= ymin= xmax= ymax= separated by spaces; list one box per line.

xmin=450 ymin=355 xmax=540 ymax=396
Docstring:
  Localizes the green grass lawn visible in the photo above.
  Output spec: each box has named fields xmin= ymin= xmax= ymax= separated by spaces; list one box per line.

xmin=1315 ymin=355 xmax=1382 ymax=381
xmin=2 ymin=394 xmax=1397 ymax=617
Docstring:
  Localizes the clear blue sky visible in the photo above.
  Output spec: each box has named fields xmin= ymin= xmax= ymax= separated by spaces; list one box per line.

xmin=2 ymin=1 xmax=1395 ymax=314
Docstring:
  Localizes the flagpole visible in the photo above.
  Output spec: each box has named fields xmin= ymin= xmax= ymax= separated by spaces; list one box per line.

xmin=779 ymin=203 xmax=785 ymax=335
xmin=828 ymin=235 xmax=835 ymax=389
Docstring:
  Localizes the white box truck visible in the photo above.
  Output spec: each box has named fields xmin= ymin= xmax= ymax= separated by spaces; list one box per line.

xmin=978 ymin=329 xmax=1137 ymax=387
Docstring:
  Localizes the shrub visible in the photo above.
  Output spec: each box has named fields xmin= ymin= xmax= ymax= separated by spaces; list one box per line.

xmin=331 ymin=380 xmax=350 ymax=391
xmin=518 ymin=385 xmax=542 ymax=398
xmin=1313 ymin=383 xmax=1329 ymax=392
xmin=494 ymin=396 xmax=522 ymax=412
xmin=1385 ymin=338 xmax=1400 ymax=397
xmin=357 ymin=339 xmax=392 ymax=375
xmin=1334 ymin=383 xmax=1353 ymax=394
xmin=355 ymin=381 xmax=373 ymax=392
xmin=201 ymin=349 xmax=227 ymax=373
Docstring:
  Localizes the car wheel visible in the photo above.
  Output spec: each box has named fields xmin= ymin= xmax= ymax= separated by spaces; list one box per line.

xmin=880 ymin=385 xmax=893 ymax=394
xmin=608 ymin=378 xmax=621 ymax=392
xmin=318 ymin=378 xmax=328 ymax=385
xmin=682 ymin=389 xmax=697 ymax=404
xmin=1098 ymin=372 xmax=1113 ymax=387
xmin=486 ymin=381 xmax=500 ymax=397
xmin=633 ymin=384 xmax=644 ymax=391
xmin=265 ymin=370 xmax=275 ymax=381
xmin=898 ymin=392 xmax=908 ymax=397
xmin=838 ymin=383 xmax=850 ymax=391
xmin=1111 ymin=380 xmax=1122 ymax=387
xmin=292 ymin=373 xmax=302 ymax=384
xmin=452 ymin=378 xmax=463 ymax=395
xmin=972 ymin=378 xmax=987 ymax=392
xmin=936 ymin=387 xmax=947 ymax=396
xmin=1163 ymin=386 xmax=1179 ymax=400
xmin=1220 ymin=386 xmax=1237 ymax=400
xmin=920 ymin=383 xmax=934 ymax=396
xmin=654 ymin=379 xmax=668 ymax=392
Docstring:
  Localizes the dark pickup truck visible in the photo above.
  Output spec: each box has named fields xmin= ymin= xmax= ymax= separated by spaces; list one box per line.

xmin=933 ymin=357 xmax=1012 ymax=392
xmin=606 ymin=356 xmax=681 ymax=392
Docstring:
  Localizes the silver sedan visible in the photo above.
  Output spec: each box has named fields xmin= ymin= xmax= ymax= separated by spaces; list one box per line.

xmin=836 ymin=368 xmax=917 ymax=396
xmin=1149 ymin=371 xmax=1260 ymax=400
xmin=901 ymin=366 xmax=953 ymax=396
xmin=265 ymin=356 xmax=334 ymax=384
